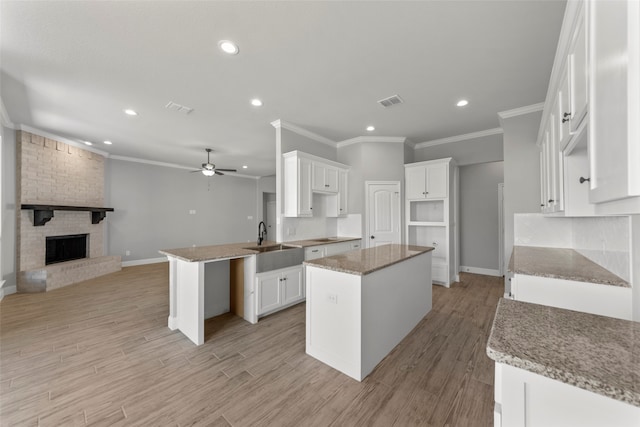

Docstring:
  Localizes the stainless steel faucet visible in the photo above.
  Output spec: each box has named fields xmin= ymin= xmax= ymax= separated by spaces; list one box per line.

xmin=258 ymin=221 xmax=267 ymax=246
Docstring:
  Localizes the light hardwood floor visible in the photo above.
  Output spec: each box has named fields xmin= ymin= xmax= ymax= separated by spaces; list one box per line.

xmin=0 ymin=263 xmax=503 ymax=426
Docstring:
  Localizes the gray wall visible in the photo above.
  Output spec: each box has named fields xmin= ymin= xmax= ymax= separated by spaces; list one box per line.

xmin=414 ymin=133 xmax=503 ymax=166
xmin=502 ymin=111 xmax=542 ymax=292
xmin=1 ymin=125 xmax=16 ymax=290
xmin=106 ymin=159 xmax=258 ymax=262
xmin=459 ymin=161 xmax=504 ymax=271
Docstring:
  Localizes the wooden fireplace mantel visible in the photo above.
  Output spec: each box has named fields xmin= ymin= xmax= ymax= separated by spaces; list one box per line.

xmin=21 ymin=204 xmax=115 ymax=226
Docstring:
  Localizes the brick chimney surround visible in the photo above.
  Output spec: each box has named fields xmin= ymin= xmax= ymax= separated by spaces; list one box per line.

xmin=16 ymin=131 xmax=121 ymax=292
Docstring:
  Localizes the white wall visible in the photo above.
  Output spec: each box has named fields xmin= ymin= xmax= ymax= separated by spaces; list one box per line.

xmin=502 ymin=110 xmax=542 ymax=292
xmin=1 ymin=125 xmax=16 ymax=294
xmin=106 ymin=159 xmax=258 ymax=262
xmin=459 ymin=161 xmax=504 ymax=273
xmin=414 ymin=133 xmax=503 ymax=165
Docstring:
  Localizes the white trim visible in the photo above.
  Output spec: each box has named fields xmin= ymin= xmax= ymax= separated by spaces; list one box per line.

xmin=497 ymin=102 xmax=545 ymax=120
xmin=460 ymin=265 xmax=502 ymax=277
xmin=0 ymin=98 xmax=15 ymax=128
xmin=414 ymin=128 xmax=503 ymax=149
xmin=110 ymin=155 xmax=259 ymax=180
xmin=0 ymin=280 xmax=17 ymax=301
xmin=122 ymin=257 xmax=168 ymax=267
xmin=498 ymin=183 xmax=505 ymax=276
xmin=19 ymin=125 xmax=110 ymax=157
xmin=336 ymin=136 xmax=407 ymax=148
xmin=270 ymin=119 xmax=336 ymax=147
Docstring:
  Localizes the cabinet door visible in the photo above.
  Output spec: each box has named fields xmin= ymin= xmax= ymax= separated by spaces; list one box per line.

xmin=588 ymin=0 xmax=640 ymax=203
xmin=338 ymin=170 xmax=348 ymax=216
xmin=569 ymin=9 xmax=588 ymax=133
xmin=299 ymin=158 xmax=313 ymax=216
xmin=425 ymin=163 xmax=447 ymax=198
xmin=311 ymin=162 xmax=326 ymax=192
xmin=405 ymin=167 xmax=427 ymax=200
xmin=325 ymin=167 xmax=339 ymax=192
xmin=557 ymin=71 xmax=571 ymax=150
xmin=281 ymin=267 xmax=303 ymax=305
xmin=256 ymin=273 xmax=281 ymax=315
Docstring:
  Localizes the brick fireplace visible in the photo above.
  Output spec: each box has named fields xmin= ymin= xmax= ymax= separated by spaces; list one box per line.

xmin=16 ymin=131 xmax=121 ymax=292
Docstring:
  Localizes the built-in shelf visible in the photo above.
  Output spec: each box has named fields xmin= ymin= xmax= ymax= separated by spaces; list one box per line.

xmin=21 ymin=204 xmax=114 ymax=226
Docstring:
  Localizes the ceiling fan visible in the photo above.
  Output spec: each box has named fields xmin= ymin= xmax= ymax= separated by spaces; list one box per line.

xmin=191 ymin=148 xmax=237 ymax=176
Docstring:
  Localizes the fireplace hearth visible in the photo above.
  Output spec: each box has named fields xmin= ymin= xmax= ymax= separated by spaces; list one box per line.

xmin=46 ymin=234 xmax=88 ymax=265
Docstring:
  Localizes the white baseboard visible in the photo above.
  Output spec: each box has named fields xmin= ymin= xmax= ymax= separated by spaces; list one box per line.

xmin=0 ymin=280 xmax=17 ymax=301
xmin=460 ymin=266 xmax=501 ymax=277
xmin=122 ymin=257 xmax=168 ymax=267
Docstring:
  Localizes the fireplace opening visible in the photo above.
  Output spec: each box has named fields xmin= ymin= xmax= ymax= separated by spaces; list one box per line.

xmin=46 ymin=234 xmax=88 ymax=265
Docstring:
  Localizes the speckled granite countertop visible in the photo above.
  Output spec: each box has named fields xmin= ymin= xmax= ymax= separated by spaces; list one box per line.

xmin=509 ymin=246 xmax=629 ymax=288
xmin=487 ymin=298 xmax=640 ymax=407
xmin=284 ymin=237 xmax=361 ymax=248
xmin=304 ymin=244 xmax=433 ymax=276
xmin=159 ymin=241 xmax=278 ymax=262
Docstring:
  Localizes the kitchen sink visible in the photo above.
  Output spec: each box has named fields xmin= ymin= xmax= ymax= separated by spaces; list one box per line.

xmin=312 ymin=238 xmax=340 ymax=242
xmin=244 ymin=244 xmax=304 ymax=273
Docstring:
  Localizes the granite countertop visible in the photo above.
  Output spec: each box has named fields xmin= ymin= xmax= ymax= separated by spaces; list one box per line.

xmin=285 ymin=237 xmax=361 ymax=248
xmin=487 ymin=298 xmax=640 ymax=407
xmin=509 ymin=246 xmax=629 ymax=288
xmin=159 ymin=240 xmax=278 ymax=262
xmin=304 ymin=244 xmax=433 ymax=276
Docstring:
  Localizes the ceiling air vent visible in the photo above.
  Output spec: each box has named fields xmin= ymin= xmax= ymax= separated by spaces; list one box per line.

xmin=377 ymin=94 xmax=404 ymax=108
xmin=165 ymin=101 xmax=194 ymax=115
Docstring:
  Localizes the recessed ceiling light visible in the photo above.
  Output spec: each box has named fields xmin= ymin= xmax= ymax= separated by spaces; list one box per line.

xmin=242 ymin=165 xmax=248 ymax=169
xmin=366 ymin=126 xmax=375 ymax=132
xmin=103 ymin=140 xmax=113 ymax=145
xmin=456 ymin=99 xmax=469 ymax=107
xmin=84 ymin=141 xmax=93 ymax=146
xmin=124 ymin=109 xmax=138 ymax=116
xmin=218 ymin=40 xmax=239 ymax=55
xmin=250 ymin=99 xmax=263 ymax=107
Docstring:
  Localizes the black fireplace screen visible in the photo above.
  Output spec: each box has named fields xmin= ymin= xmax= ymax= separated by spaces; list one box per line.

xmin=45 ymin=234 xmax=88 ymax=265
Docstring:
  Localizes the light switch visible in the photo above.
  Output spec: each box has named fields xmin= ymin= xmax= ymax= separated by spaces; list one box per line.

xmin=189 ymin=210 xmax=196 ymax=215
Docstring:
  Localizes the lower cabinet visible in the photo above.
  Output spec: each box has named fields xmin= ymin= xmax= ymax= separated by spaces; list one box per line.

xmin=511 ymin=274 xmax=632 ymax=321
xmin=256 ymin=265 xmax=303 ymax=316
xmin=495 ymin=363 xmax=639 ymax=427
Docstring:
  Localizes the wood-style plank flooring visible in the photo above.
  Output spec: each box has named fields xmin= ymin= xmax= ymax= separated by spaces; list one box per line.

xmin=0 ymin=263 xmax=503 ymax=426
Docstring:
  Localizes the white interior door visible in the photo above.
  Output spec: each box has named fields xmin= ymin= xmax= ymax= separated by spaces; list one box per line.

xmin=266 ymin=201 xmax=276 ymax=240
xmin=366 ymin=182 xmax=401 ymax=248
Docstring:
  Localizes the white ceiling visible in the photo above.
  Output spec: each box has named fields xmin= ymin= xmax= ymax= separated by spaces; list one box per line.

xmin=1 ymin=0 xmax=566 ymax=177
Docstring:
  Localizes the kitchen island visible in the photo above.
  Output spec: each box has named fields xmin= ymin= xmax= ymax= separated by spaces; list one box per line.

xmin=304 ymin=244 xmax=434 ymax=381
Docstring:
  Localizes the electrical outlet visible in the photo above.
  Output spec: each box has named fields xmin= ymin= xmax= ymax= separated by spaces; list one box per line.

xmin=125 ymin=250 xmax=131 ymax=256
xmin=327 ymin=293 xmax=338 ymax=304
xmin=287 ymin=227 xmax=296 ymax=236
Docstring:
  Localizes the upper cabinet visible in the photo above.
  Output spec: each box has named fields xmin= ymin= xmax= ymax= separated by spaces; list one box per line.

xmin=283 ymin=151 xmax=349 ymax=218
xmin=537 ymin=0 xmax=640 ymax=215
xmin=406 ymin=161 xmax=448 ymax=200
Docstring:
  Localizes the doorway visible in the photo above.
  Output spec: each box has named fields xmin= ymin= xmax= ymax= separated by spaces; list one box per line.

xmin=262 ymin=192 xmax=276 ymax=242
xmin=365 ymin=181 xmax=401 ymax=248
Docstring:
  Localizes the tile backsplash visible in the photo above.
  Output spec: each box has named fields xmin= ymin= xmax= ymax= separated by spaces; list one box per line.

xmin=514 ymin=213 xmax=630 ymax=282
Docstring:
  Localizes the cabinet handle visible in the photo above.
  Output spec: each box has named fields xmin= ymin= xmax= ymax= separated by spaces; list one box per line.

xmin=325 ymin=184 xmax=329 ymax=187
xmin=432 ymin=242 xmax=438 ymax=246
xmin=312 ymin=249 xmax=319 ymax=253
xmin=579 ymin=177 xmax=590 ymax=184
xmin=340 ymin=208 xmax=343 ymax=211
xmin=548 ymin=199 xmax=554 ymax=203
xmin=540 ymin=204 xmax=544 ymax=207
xmin=562 ymin=112 xmax=571 ymax=123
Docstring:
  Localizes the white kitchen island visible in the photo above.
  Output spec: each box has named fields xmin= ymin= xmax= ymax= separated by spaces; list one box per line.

xmin=305 ymin=244 xmax=433 ymax=381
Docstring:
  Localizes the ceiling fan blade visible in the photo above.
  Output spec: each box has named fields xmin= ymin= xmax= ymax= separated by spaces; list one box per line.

xmin=190 ymin=169 xmax=204 ymax=173
xmin=215 ymin=168 xmax=237 ymax=172
xmin=215 ymin=171 xmax=225 ymax=176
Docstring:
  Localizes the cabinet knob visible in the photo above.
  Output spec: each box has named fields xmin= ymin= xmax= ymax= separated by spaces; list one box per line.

xmin=562 ymin=112 xmax=571 ymax=123
xmin=579 ymin=177 xmax=590 ymax=184
xmin=548 ymin=199 xmax=554 ymax=203
xmin=325 ymin=184 xmax=329 ymax=187
xmin=540 ymin=204 xmax=544 ymax=207
xmin=370 ymin=235 xmax=375 ymax=239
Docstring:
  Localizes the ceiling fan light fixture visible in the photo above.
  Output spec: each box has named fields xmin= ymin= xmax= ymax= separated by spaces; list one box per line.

xmin=202 ymin=169 xmax=216 ymax=177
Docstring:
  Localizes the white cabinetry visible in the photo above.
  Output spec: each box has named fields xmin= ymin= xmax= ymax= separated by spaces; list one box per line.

xmin=511 ymin=274 xmax=632 ymax=321
xmin=406 ymin=161 xmax=447 ymax=200
xmin=256 ymin=265 xmax=303 ymax=316
xmin=495 ymin=363 xmax=640 ymax=427
xmin=538 ymin=0 xmax=640 ymax=215
xmin=405 ymin=158 xmax=458 ymax=287
xmin=304 ymin=239 xmax=362 ymax=261
xmin=283 ymin=151 xmax=349 ymax=218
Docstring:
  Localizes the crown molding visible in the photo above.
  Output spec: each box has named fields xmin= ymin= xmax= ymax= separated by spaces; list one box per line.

xmin=19 ymin=125 xmax=110 ymax=157
xmin=0 ymin=98 xmax=15 ymax=129
xmin=497 ymin=102 xmax=545 ymax=121
xmin=414 ymin=127 xmax=503 ymax=149
xmin=336 ymin=136 xmax=407 ymax=148
xmin=270 ymin=119 xmax=336 ymax=147
xmin=109 ymin=155 xmax=259 ymax=179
